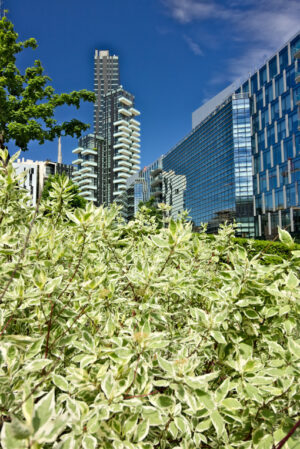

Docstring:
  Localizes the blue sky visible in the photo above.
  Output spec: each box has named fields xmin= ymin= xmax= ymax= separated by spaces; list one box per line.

xmin=6 ymin=0 xmax=300 ymax=167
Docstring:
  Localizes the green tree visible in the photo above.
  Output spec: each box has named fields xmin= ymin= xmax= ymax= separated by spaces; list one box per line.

xmin=0 ymin=15 xmax=95 ymax=152
xmin=42 ymin=173 xmax=87 ymax=209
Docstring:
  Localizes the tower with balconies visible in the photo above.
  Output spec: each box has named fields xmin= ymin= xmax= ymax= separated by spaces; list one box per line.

xmin=72 ymin=134 xmax=104 ymax=205
xmin=72 ymin=50 xmax=141 ymax=207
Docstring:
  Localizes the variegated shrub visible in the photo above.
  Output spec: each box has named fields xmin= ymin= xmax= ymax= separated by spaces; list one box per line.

xmin=0 ymin=150 xmax=299 ymax=449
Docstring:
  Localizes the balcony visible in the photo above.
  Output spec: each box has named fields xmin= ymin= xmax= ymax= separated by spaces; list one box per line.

xmin=113 ymin=178 xmax=127 ymax=184
xmin=119 ymin=137 xmax=131 ymax=145
xmin=129 ymin=124 xmax=140 ymax=132
xmin=151 ymin=175 xmax=162 ymax=187
xmin=85 ymin=172 xmax=97 ymax=178
xmin=72 ymin=147 xmax=83 ymax=154
xmin=118 ymin=149 xmax=131 ymax=158
xmin=82 ymin=160 xmax=97 ymax=167
xmin=131 ymin=131 xmax=140 ymax=138
xmin=81 ymin=149 xmax=97 ymax=156
xmin=114 ymin=154 xmax=130 ymax=162
xmin=118 ymin=96 xmax=132 ymax=106
xmin=131 ymin=143 xmax=140 ymax=149
xmin=130 ymin=118 xmax=140 ymax=126
xmin=150 ymin=167 xmax=162 ymax=177
xmin=132 ymin=154 xmax=140 ymax=162
xmin=132 ymin=164 xmax=140 ymax=171
xmin=78 ymin=178 xmax=91 ymax=186
xmin=72 ymin=158 xmax=83 ymax=165
xmin=119 ymin=126 xmax=131 ymax=134
xmin=114 ymin=119 xmax=128 ymax=127
xmin=113 ymin=166 xmax=130 ymax=172
xmin=114 ymin=130 xmax=130 ymax=138
xmin=84 ymin=184 xmax=97 ymax=190
xmin=130 ymin=107 xmax=140 ymax=116
xmin=119 ymin=160 xmax=131 ymax=168
xmin=79 ymin=167 xmax=92 ymax=174
xmin=114 ymin=143 xmax=130 ymax=150
xmin=119 ymin=108 xmax=131 ymax=117
xmin=151 ymin=188 xmax=162 ymax=197
xmin=131 ymin=135 xmax=140 ymax=143
xmin=118 ymin=171 xmax=131 ymax=179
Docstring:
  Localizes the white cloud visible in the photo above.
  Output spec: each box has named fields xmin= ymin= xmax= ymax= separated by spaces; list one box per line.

xmin=163 ymin=0 xmax=300 ymax=80
xmin=183 ymin=35 xmax=203 ymax=55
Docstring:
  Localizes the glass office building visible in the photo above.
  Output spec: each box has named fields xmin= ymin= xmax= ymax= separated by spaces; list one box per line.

xmin=163 ymin=94 xmax=254 ymax=236
xmin=236 ymin=33 xmax=300 ymax=238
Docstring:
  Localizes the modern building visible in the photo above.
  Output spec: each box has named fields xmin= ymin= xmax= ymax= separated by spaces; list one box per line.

xmin=163 ymin=93 xmax=254 ymax=237
xmin=73 ymin=51 xmax=141 ymax=207
xmin=127 ymin=32 xmax=300 ymax=239
xmin=13 ymin=158 xmax=73 ymax=205
xmin=72 ymin=134 xmax=103 ymax=204
xmin=94 ymin=50 xmax=120 ymax=136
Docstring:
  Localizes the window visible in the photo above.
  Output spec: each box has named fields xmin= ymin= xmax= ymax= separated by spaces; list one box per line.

xmin=259 ymin=65 xmax=267 ymax=85
xmin=279 ymin=47 xmax=288 ymax=71
xmin=269 ymin=56 xmax=278 ymax=79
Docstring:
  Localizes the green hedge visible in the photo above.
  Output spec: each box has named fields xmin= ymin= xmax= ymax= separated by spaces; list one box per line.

xmin=203 ymin=233 xmax=300 ymax=264
xmin=233 ymin=237 xmax=300 ymax=264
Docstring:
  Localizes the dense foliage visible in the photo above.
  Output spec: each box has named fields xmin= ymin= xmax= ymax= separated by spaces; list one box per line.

xmin=232 ymin=238 xmax=300 ymax=264
xmin=0 ymin=150 xmax=299 ymax=449
xmin=42 ymin=174 xmax=87 ymax=210
xmin=0 ymin=16 xmax=95 ymax=151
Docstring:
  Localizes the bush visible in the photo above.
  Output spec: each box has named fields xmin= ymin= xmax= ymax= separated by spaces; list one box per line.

xmin=0 ymin=150 xmax=300 ymax=449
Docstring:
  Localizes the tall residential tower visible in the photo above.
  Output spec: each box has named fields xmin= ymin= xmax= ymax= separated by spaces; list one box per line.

xmin=73 ymin=50 xmax=141 ymax=206
xmin=94 ymin=50 xmax=120 ymax=136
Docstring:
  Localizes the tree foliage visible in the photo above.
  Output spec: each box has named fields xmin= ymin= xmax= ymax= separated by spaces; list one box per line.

xmin=42 ymin=173 xmax=87 ymax=210
xmin=0 ymin=16 xmax=95 ymax=151
xmin=0 ymin=150 xmax=299 ymax=449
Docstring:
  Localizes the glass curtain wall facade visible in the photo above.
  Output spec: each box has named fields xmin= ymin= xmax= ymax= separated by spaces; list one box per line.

xmin=238 ymin=33 xmax=300 ymax=238
xmin=162 ymin=94 xmax=254 ymax=236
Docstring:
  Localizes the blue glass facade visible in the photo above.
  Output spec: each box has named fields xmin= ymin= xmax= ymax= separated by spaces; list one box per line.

xmin=243 ymin=33 xmax=300 ymax=238
xmin=163 ymin=94 xmax=254 ymax=236
xmin=128 ymin=32 xmax=300 ymax=239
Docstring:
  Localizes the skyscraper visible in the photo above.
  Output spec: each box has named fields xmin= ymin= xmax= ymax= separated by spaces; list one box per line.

xmin=94 ymin=50 xmax=120 ymax=136
xmin=73 ymin=50 xmax=141 ymax=206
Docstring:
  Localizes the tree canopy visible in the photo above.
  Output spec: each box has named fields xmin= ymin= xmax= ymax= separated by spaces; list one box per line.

xmin=0 ymin=150 xmax=299 ymax=449
xmin=0 ymin=15 xmax=95 ymax=152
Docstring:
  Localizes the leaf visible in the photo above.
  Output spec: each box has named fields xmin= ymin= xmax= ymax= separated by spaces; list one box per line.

xmin=211 ymin=410 xmax=225 ymax=438
xmin=52 ymin=374 xmax=69 ymax=391
xmin=195 ymin=390 xmax=215 ymax=411
xmin=151 ymin=236 xmax=169 ymax=248
xmin=82 ymin=434 xmax=97 ymax=449
xmin=24 ymin=359 xmax=52 ymax=372
xmin=102 ymin=372 xmax=114 ymax=399
xmin=11 ymin=417 xmax=31 ymax=440
xmin=135 ymin=419 xmax=149 ymax=442
xmin=221 ymin=398 xmax=242 ymax=410
xmin=211 ymin=331 xmax=226 ymax=344
xmin=123 ymin=414 xmax=138 ymax=435
xmin=288 ymin=338 xmax=300 ymax=360
xmin=195 ymin=419 xmax=212 ymax=432
xmin=157 ymin=355 xmax=175 ymax=376
xmin=278 ymin=227 xmax=294 ymax=248
xmin=286 ymin=272 xmax=298 ymax=290
xmin=1 ymin=423 xmax=24 ymax=449
xmin=32 ymin=389 xmax=55 ymax=432
xmin=149 ymin=395 xmax=175 ymax=409
xmin=22 ymin=385 xmax=34 ymax=425
xmin=142 ymin=407 xmax=165 ymax=426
